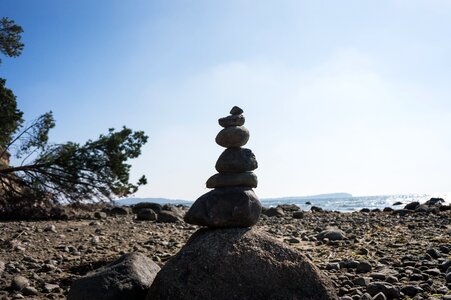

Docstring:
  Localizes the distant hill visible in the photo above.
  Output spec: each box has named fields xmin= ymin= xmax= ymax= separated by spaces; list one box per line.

xmin=264 ymin=193 xmax=352 ymax=201
xmin=116 ymin=193 xmax=352 ymax=206
xmin=115 ymin=197 xmax=193 ymax=206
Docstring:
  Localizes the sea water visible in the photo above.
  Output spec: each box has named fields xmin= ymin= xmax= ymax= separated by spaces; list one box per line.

xmin=261 ymin=193 xmax=451 ymax=212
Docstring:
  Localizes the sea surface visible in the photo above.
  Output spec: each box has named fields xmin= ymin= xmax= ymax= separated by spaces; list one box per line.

xmin=261 ymin=193 xmax=451 ymax=212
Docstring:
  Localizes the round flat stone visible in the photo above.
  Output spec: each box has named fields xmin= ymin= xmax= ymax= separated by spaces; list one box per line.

xmin=206 ymin=172 xmax=257 ymax=188
xmin=215 ymin=148 xmax=258 ymax=173
xmin=184 ymin=187 xmax=261 ymax=227
xmin=230 ymin=106 xmax=243 ymax=115
xmin=215 ymin=126 xmax=249 ymax=148
xmin=218 ymin=115 xmax=245 ymax=128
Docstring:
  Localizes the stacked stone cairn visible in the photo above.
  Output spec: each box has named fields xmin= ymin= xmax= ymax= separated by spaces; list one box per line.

xmin=184 ymin=106 xmax=262 ymax=227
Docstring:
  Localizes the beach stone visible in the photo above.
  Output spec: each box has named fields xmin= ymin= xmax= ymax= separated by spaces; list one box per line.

xmin=356 ymin=261 xmax=372 ymax=273
xmin=404 ymin=202 xmax=420 ymax=210
xmin=184 ymin=187 xmax=261 ymax=227
xmin=292 ymin=211 xmax=305 ymax=219
xmin=147 ymin=228 xmax=338 ymax=300
xmin=215 ymin=148 xmax=258 ymax=173
xmin=109 ymin=206 xmax=129 ymax=215
xmin=317 ymin=228 xmax=346 ymax=241
xmin=136 ymin=209 xmax=157 ymax=221
xmin=206 ymin=172 xmax=257 ymax=188
xmin=401 ymin=285 xmax=423 ymax=297
xmin=157 ymin=210 xmax=183 ymax=223
xmin=230 ymin=106 xmax=243 ymax=115
xmin=366 ymin=282 xmax=400 ymax=298
xmin=22 ymin=286 xmax=39 ymax=296
xmin=132 ymin=202 xmax=162 ymax=214
xmin=68 ymin=252 xmax=160 ymax=300
xmin=263 ymin=207 xmax=285 ymax=217
xmin=218 ymin=114 xmax=245 ymax=127
xmin=11 ymin=276 xmax=29 ymax=291
xmin=215 ymin=126 xmax=250 ymax=148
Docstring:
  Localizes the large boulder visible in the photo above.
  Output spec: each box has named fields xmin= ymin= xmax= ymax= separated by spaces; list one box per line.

xmin=147 ymin=228 xmax=337 ymax=300
xmin=184 ymin=187 xmax=261 ymax=227
xmin=132 ymin=203 xmax=162 ymax=214
xmin=68 ymin=252 xmax=160 ymax=300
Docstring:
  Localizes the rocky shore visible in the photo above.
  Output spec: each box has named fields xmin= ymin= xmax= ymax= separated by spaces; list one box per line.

xmin=0 ymin=202 xmax=450 ymax=299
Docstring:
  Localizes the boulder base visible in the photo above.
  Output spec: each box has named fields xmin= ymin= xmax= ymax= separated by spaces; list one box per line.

xmin=184 ymin=187 xmax=261 ymax=227
xmin=147 ymin=228 xmax=338 ymax=300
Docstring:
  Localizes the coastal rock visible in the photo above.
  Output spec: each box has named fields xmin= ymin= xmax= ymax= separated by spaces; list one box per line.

xmin=218 ymin=114 xmax=245 ymax=127
xmin=317 ymin=228 xmax=346 ymax=241
xmin=206 ymin=172 xmax=257 ymax=188
xmin=68 ymin=252 xmax=160 ymax=300
xmin=184 ymin=187 xmax=261 ymax=227
xmin=215 ymin=148 xmax=258 ymax=173
xmin=157 ymin=210 xmax=183 ymax=223
xmin=132 ymin=202 xmax=162 ymax=214
xmin=215 ymin=126 xmax=250 ymax=148
xmin=262 ymin=207 xmax=285 ymax=217
xmin=230 ymin=106 xmax=243 ymax=115
xmin=136 ymin=209 xmax=157 ymax=221
xmin=404 ymin=202 xmax=420 ymax=210
xmin=11 ymin=275 xmax=29 ymax=291
xmin=147 ymin=228 xmax=338 ymax=300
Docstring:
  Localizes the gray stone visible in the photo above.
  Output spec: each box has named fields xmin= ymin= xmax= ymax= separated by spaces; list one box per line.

xmin=109 ymin=206 xmax=129 ymax=215
xmin=317 ymin=228 xmax=346 ymax=241
xmin=22 ymin=286 xmax=39 ymax=296
xmin=356 ymin=261 xmax=372 ymax=273
xmin=68 ymin=252 xmax=160 ymax=300
xmin=215 ymin=148 xmax=258 ymax=173
xmin=147 ymin=228 xmax=338 ymax=300
xmin=157 ymin=210 xmax=183 ymax=223
xmin=206 ymin=172 xmax=257 ymax=188
xmin=184 ymin=187 xmax=261 ymax=228
xmin=218 ymin=114 xmax=245 ymax=127
xmin=263 ymin=207 xmax=285 ymax=217
xmin=11 ymin=276 xmax=29 ymax=291
xmin=366 ymin=282 xmax=400 ymax=298
xmin=215 ymin=126 xmax=249 ymax=148
xmin=136 ymin=208 xmax=158 ymax=221
xmin=94 ymin=211 xmax=107 ymax=219
xmin=230 ymin=106 xmax=243 ymax=115
xmin=372 ymin=292 xmax=386 ymax=300
xmin=132 ymin=202 xmax=162 ymax=214
xmin=292 ymin=211 xmax=305 ymax=219
xmin=401 ymin=285 xmax=423 ymax=297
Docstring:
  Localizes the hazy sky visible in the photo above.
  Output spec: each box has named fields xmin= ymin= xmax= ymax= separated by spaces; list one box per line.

xmin=1 ymin=0 xmax=450 ymax=200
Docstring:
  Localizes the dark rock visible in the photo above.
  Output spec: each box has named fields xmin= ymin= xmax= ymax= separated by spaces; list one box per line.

xmin=404 ymin=202 xmax=420 ymax=210
xmin=305 ymin=201 xmax=312 ymax=205
xmin=292 ymin=211 xmax=305 ymax=219
xmin=157 ymin=210 xmax=183 ymax=223
xmin=22 ymin=286 xmax=39 ymax=296
xmin=132 ymin=202 xmax=162 ymax=214
xmin=383 ymin=207 xmax=393 ymax=212
xmin=94 ymin=211 xmax=107 ymax=219
xmin=109 ymin=206 xmax=129 ymax=215
xmin=366 ymin=282 xmax=400 ymax=298
xmin=147 ymin=228 xmax=338 ymax=300
xmin=360 ymin=208 xmax=370 ymax=213
xmin=215 ymin=148 xmax=258 ymax=173
xmin=68 ymin=252 xmax=160 ymax=300
xmin=446 ymin=272 xmax=451 ymax=283
xmin=184 ymin=187 xmax=261 ymax=228
xmin=11 ymin=275 xmax=29 ymax=291
xmin=401 ymin=285 xmax=423 ymax=297
xmin=426 ymin=248 xmax=441 ymax=259
xmin=311 ymin=206 xmax=324 ymax=212
xmin=372 ymin=292 xmax=386 ymax=300
xmin=215 ymin=126 xmax=250 ymax=148
xmin=393 ymin=201 xmax=403 ymax=206
xmin=262 ymin=207 xmax=285 ymax=217
xmin=317 ymin=228 xmax=346 ymax=241
xmin=277 ymin=204 xmax=300 ymax=211
xmin=339 ymin=260 xmax=359 ymax=269
xmin=425 ymin=197 xmax=444 ymax=206
xmin=218 ymin=114 xmax=245 ymax=127
xmin=353 ymin=276 xmax=371 ymax=286
xmin=206 ymin=172 xmax=257 ymax=188
xmin=230 ymin=106 xmax=243 ymax=115
xmin=136 ymin=209 xmax=158 ymax=221
xmin=356 ymin=261 xmax=372 ymax=273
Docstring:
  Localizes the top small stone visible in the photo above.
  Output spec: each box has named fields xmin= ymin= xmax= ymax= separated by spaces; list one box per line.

xmin=230 ymin=106 xmax=243 ymax=115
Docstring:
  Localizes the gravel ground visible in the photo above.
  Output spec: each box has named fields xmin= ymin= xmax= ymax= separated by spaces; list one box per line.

xmin=0 ymin=206 xmax=450 ymax=299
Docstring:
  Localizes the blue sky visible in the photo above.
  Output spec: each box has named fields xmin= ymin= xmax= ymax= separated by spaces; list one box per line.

xmin=1 ymin=0 xmax=450 ymax=199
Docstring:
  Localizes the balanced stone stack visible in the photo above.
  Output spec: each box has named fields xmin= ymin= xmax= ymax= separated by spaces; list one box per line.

xmin=184 ymin=106 xmax=262 ymax=227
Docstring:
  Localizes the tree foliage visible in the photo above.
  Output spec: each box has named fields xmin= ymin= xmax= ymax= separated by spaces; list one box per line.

xmin=0 ymin=17 xmax=148 ymax=205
